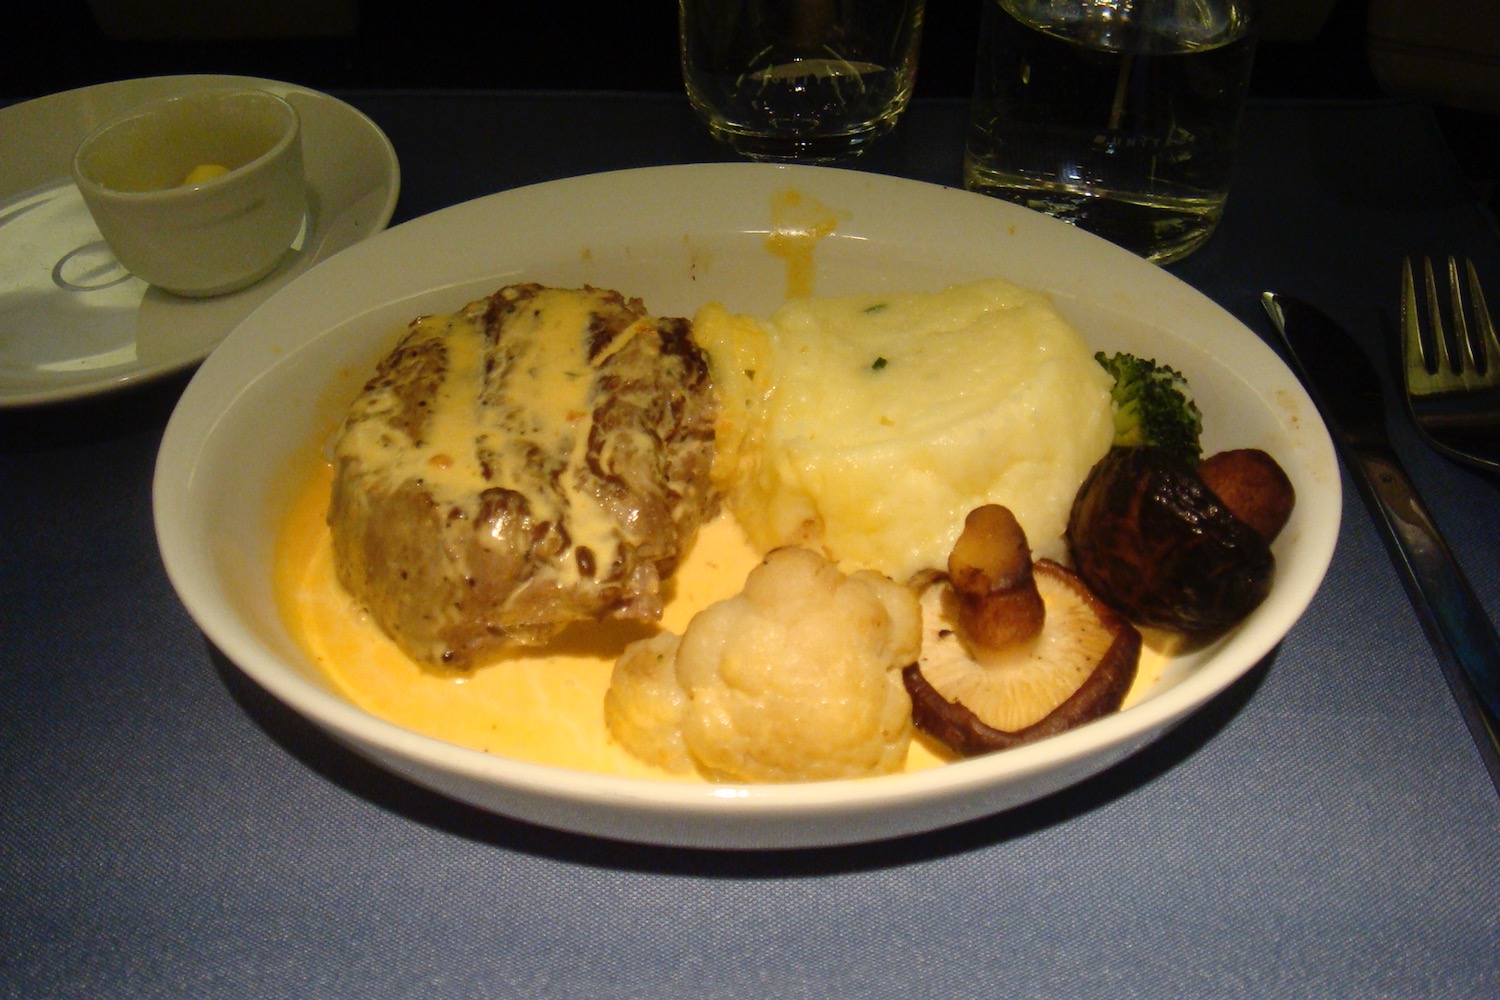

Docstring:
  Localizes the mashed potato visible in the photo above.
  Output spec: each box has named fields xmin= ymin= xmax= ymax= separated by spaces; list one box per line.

xmin=696 ymin=278 xmax=1114 ymax=580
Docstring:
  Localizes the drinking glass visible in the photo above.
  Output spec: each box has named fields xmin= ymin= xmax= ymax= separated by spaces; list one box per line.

xmin=681 ymin=0 xmax=926 ymax=162
xmin=964 ymin=0 xmax=1258 ymax=264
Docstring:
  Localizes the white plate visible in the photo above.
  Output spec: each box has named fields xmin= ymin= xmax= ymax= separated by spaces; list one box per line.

xmin=0 ymin=74 xmax=400 ymax=407
xmin=154 ymin=163 xmax=1341 ymax=849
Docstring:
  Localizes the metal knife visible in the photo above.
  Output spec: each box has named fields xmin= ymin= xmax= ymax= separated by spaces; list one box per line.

xmin=1262 ymin=292 xmax=1500 ymax=791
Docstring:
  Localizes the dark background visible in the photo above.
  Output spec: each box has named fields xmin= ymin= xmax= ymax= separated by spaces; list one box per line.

xmin=4 ymin=2 xmax=1386 ymax=101
xmin=3 ymin=1 xmax=1495 ymax=207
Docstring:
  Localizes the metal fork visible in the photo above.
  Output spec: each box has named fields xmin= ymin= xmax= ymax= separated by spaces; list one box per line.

xmin=1400 ymin=256 xmax=1500 ymax=473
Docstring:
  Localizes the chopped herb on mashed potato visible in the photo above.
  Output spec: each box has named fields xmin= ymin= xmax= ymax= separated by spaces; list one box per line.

xmin=695 ymin=278 xmax=1114 ymax=580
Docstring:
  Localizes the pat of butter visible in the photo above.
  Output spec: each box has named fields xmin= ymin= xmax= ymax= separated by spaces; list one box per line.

xmin=181 ymin=163 xmax=230 ymax=186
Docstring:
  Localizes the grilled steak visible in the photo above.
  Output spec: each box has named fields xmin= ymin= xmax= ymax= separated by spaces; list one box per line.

xmin=328 ymin=283 xmax=720 ymax=669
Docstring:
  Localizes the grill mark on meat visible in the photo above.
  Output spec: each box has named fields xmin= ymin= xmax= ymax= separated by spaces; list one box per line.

xmin=584 ymin=319 xmax=714 ymax=571
xmin=482 ymin=283 xmax=535 ymax=340
xmin=348 ymin=317 xmax=448 ymax=449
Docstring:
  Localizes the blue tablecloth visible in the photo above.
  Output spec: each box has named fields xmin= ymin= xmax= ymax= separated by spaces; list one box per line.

xmin=2 ymin=93 xmax=1497 ymax=999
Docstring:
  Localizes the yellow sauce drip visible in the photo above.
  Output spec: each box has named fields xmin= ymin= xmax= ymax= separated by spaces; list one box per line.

xmin=765 ymin=188 xmax=848 ymax=300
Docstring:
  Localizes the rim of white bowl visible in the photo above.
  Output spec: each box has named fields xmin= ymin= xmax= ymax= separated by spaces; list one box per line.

xmin=152 ymin=162 xmax=1341 ymax=839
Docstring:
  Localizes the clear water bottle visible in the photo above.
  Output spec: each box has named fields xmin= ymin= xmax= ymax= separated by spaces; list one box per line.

xmin=964 ymin=0 xmax=1258 ymax=264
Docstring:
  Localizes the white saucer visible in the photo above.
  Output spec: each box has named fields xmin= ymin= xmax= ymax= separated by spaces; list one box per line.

xmin=0 ymin=75 xmax=400 ymax=407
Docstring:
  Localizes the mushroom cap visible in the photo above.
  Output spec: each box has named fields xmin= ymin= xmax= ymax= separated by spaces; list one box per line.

xmin=1066 ymin=445 xmax=1275 ymax=635
xmin=1197 ymin=448 xmax=1296 ymax=545
xmin=904 ymin=561 xmax=1141 ymax=757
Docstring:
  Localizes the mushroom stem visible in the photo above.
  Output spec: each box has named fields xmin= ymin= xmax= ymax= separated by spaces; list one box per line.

xmin=947 ymin=504 xmax=1045 ymax=651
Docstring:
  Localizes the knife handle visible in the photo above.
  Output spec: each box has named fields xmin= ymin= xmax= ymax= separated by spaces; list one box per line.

xmin=1349 ymin=444 xmax=1500 ymax=770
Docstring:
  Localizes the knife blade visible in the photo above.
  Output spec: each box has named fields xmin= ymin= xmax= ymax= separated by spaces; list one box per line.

xmin=1262 ymin=292 xmax=1500 ymax=791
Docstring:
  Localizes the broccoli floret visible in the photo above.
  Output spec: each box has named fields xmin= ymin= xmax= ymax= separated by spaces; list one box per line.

xmin=1095 ymin=351 xmax=1203 ymax=466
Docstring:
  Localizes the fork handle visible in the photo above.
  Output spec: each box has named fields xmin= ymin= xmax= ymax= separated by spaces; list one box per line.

xmin=1349 ymin=443 xmax=1500 ymax=784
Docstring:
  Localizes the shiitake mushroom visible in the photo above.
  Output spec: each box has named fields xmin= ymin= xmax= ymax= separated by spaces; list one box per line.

xmin=1065 ymin=445 xmax=1282 ymax=636
xmin=906 ymin=435 xmax=1294 ymax=757
xmin=904 ymin=562 xmax=1141 ymax=756
xmin=903 ymin=504 xmax=1141 ymax=758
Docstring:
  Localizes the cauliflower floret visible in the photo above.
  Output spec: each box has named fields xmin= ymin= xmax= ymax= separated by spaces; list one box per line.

xmin=603 ymin=632 xmax=696 ymax=773
xmin=604 ymin=546 xmax=921 ymax=782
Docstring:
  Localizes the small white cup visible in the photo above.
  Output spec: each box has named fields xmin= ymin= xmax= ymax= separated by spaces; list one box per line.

xmin=72 ymin=88 xmax=307 ymax=298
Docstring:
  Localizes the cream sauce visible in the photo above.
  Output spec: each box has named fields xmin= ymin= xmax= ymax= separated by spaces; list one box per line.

xmin=279 ymin=461 xmax=954 ymax=776
xmin=276 ymin=462 xmax=1167 ymax=781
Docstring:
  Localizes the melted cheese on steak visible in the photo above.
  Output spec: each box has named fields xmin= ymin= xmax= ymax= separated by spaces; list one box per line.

xmin=328 ymin=284 xmax=719 ymax=669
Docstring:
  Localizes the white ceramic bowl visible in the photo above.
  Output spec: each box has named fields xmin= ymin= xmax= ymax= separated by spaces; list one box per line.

xmin=72 ymin=88 xmax=306 ymax=297
xmin=154 ymin=164 xmax=1341 ymax=850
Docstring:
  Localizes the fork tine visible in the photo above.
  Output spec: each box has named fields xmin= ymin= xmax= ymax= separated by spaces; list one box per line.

xmin=1464 ymin=258 xmax=1500 ymax=385
xmin=1402 ymin=256 xmax=1433 ymax=383
xmin=1424 ymin=256 xmax=1454 ymax=375
xmin=1402 ymin=255 xmax=1500 ymax=396
xmin=1401 ymin=256 xmax=1500 ymax=471
xmin=1447 ymin=255 xmax=1477 ymax=375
